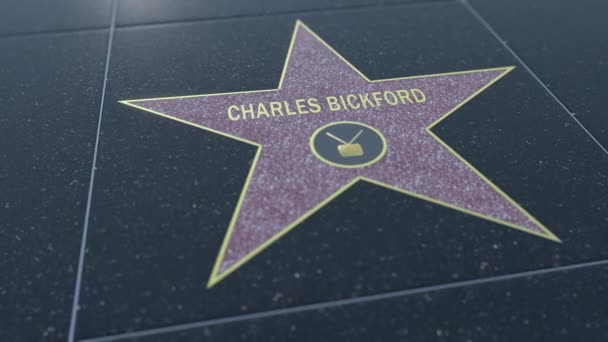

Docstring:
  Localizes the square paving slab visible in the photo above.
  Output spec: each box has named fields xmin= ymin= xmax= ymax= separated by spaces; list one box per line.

xmin=1 ymin=1 xmax=607 ymax=341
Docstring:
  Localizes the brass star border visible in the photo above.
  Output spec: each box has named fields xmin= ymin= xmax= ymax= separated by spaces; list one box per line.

xmin=121 ymin=21 xmax=560 ymax=288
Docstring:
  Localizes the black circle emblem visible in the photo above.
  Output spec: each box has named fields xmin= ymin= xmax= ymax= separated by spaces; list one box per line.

xmin=310 ymin=121 xmax=387 ymax=168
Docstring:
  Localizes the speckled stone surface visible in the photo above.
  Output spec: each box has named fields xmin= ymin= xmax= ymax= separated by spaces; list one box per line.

xmin=0 ymin=0 xmax=112 ymax=35
xmin=0 ymin=31 xmax=109 ymax=340
xmin=469 ymin=0 xmax=608 ymax=148
xmin=114 ymin=0 xmax=447 ymax=27
xmin=2 ymin=1 xmax=608 ymax=341
xmin=137 ymin=264 xmax=608 ymax=342
xmin=72 ymin=2 xmax=608 ymax=340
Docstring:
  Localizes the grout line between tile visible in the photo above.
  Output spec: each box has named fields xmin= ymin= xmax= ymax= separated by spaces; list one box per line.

xmin=0 ymin=0 xmax=452 ymax=40
xmin=460 ymin=0 xmax=608 ymax=156
xmin=81 ymin=258 xmax=608 ymax=341
xmin=67 ymin=1 xmax=118 ymax=341
xmin=112 ymin=0 xmax=451 ymax=31
xmin=0 ymin=26 xmax=110 ymax=40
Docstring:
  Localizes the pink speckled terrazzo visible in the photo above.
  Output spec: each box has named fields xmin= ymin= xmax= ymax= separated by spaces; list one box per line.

xmin=124 ymin=22 xmax=556 ymax=283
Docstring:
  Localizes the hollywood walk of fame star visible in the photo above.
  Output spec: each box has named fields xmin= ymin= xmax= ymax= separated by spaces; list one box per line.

xmin=121 ymin=21 xmax=559 ymax=288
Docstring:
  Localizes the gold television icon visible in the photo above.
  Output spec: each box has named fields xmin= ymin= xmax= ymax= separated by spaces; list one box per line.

xmin=326 ymin=129 xmax=365 ymax=158
xmin=337 ymin=143 xmax=364 ymax=158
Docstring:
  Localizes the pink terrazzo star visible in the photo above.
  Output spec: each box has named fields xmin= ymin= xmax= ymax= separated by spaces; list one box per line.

xmin=122 ymin=21 xmax=559 ymax=287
